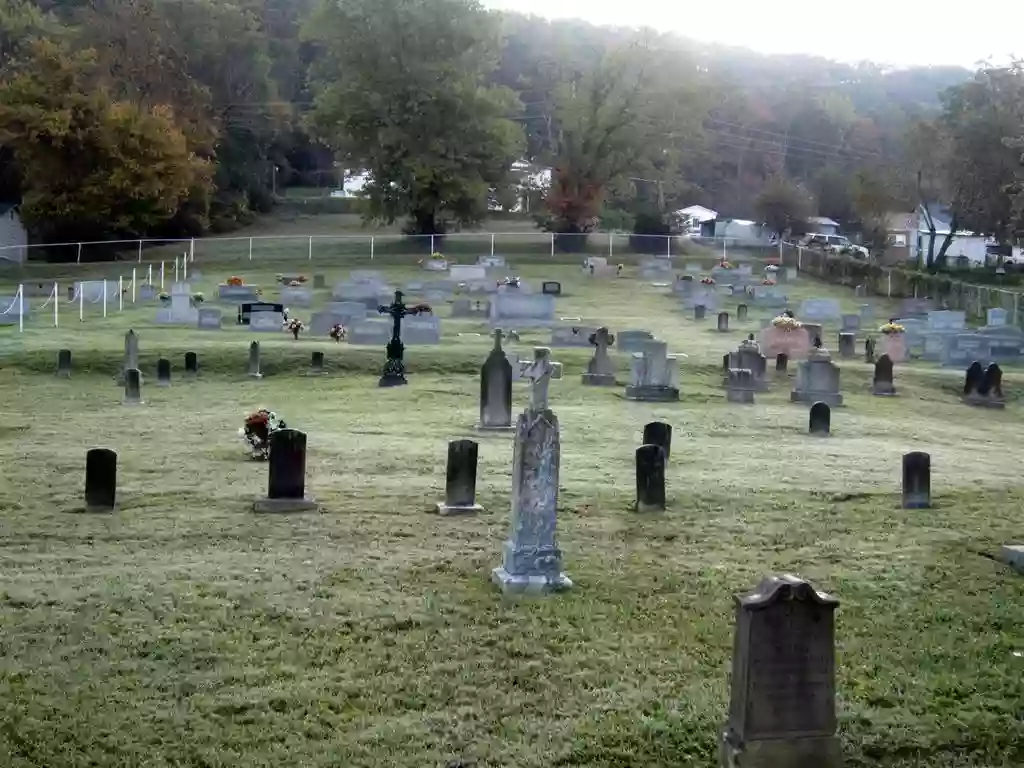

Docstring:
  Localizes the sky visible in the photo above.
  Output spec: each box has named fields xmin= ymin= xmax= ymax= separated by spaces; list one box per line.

xmin=484 ymin=0 xmax=1022 ymax=69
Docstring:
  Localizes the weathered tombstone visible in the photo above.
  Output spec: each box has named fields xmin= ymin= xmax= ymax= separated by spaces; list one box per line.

xmin=864 ymin=337 xmax=876 ymax=364
xmin=492 ymin=347 xmax=572 ymax=594
xmin=840 ymin=314 xmax=861 ymax=333
xmin=123 ymin=367 xmax=143 ymax=405
xmin=307 ymin=350 xmax=326 ymax=376
xmin=809 ymin=401 xmax=831 ymax=436
xmin=717 ymin=312 xmax=730 ymax=332
xmin=56 ymin=348 xmax=72 ymax=378
xmin=478 ymin=329 xmax=514 ymax=430
xmin=541 ymin=281 xmax=562 ymax=296
xmin=625 ymin=340 xmax=680 ymax=402
xmin=694 ymin=304 xmax=706 ymax=321
xmin=313 ymin=274 xmax=326 ymax=289
xmin=722 ymin=353 xmax=731 ymax=372
xmin=776 ymin=353 xmax=788 ymax=374
xmin=436 ymin=439 xmax=483 ymax=515
xmin=737 ymin=304 xmax=748 ymax=321
xmin=791 ymin=346 xmax=843 ymax=407
xmin=964 ymin=362 xmax=1006 ymax=408
xmin=962 ymin=361 xmax=984 ymax=399
xmin=248 ymin=341 xmax=262 ymax=379
xmin=184 ymin=351 xmax=198 ymax=378
xmin=84 ymin=448 xmax=117 ymax=513
xmin=253 ymin=429 xmax=318 ymax=512
xmin=902 ymin=451 xmax=931 ymax=509
xmin=197 ymin=306 xmax=223 ymax=330
xmin=987 ymin=307 xmax=1008 ymax=327
xmin=838 ymin=332 xmax=856 ymax=359
xmin=642 ymin=422 xmax=672 ymax=461
xmin=581 ymin=327 xmax=616 ymax=386
xmin=727 ymin=368 xmax=756 ymax=404
xmin=871 ymin=354 xmax=895 ymax=396
xmin=156 ymin=358 xmax=171 ymax=387
xmin=980 ymin=362 xmax=1004 ymax=399
xmin=121 ymin=329 xmax=139 ymax=383
xmin=720 ymin=574 xmax=841 ymax=768
xmin=635 ymin=445 xmax=666 ymax=512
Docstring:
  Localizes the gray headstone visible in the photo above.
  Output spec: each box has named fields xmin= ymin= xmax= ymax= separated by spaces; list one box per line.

xmin=582 ymin=327 xmax=616 ymax=386
xmin=156 ymin=358 xmax=171 ymax=387
xmin=254 ymin=429 xmax=317 ymax=513
xmin=403 ymin=316 xmax=442 ymax=344
xmin=280 ymin=286 xmax=313 ymax=308
xmin=217 ymin=284 xmax=261 ymax=302
xmin=799 ymin=298 xmax=841 ymax=323
xmin=451 ymin=297 xmax=490 ymax=318
xmin=249 ymin=312 xmax=284 ymax=332
xmin=123 ymin=367 xmax=143 ymax=405
xmin=248 ymin=341 xmax=262 ymax=379
xmin=626 ymin=341 xmax=680 ymax=402
xmin=348 ymin=318 xmax=392 ymax=346
xmin=809 ymin=401 xmax=831 ymax=435
xmin=617 ymin=329 xmax=655 ymax=353
xmin=838 ymin=333 xmax=856 ymax=359
xmin=489 ymin=292 xmax=556 ymax=327
xmin=478 ymin=330 xmax=514 ymax=429
xmin=737 ymin=304 xmax=748 ymax=321
xmin=437 ymin=439 xmax=482 ymax=515
xmin=987 ymin=307 xmax=1008 ymax=327
xmin=542 ymin=281 xmax=562 ymax=295
xmin=872 ymin=354 xmax=895 ymax=396
xmin=840 ymin=314 xmax=860 ymax=333
xmin=57 ymin=348 xmax=72 ymax=377
xmin=197 ymin=307 xmax=223 ymax=330
xmin=902 ymin=451 xmax=931 ymax=509
xmin=551 ymin=325 xmax=598 ymax=348
xmin=635 ymin=445 xmax=666 ymax=512
xmin=717 ymin=312 xmax=730 ymax=332
xmin=720 ymin=575 xmax=841 ymax=768
xmin=726 ymin=368 xmax=756 ymax=404
xmin=791 ymin=351 xmax=843 ymax=406
xmin=313 ymin=274 xmax=326 ymax=289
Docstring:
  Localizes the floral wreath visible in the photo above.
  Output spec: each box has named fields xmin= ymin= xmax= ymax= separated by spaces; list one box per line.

xmin=329 ymin=324 xmax=347 ymax=342
xmin=498 ymin=276 xmax=521 ymax=287
xmin=238 ymin=409 xmax=286 ymax=460
xmin=880 ymin=321 xmax=905 ymax=335
xmin=284 ymin=317 xmax=306 ymax=338
xmin=700 ymin=277 xmax=715 ymax=285
xmin=226 ymin=276 xmax=245 ymax=286
xmin=772 ymin=315 xmax=803 ymax=331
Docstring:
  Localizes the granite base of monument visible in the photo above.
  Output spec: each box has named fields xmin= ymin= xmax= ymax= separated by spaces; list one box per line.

xmin=436 ymin=501 xmax=484 ymax=516
xmin=581 ymin=372 xmax=616 ymax=386
xmin=491 ymin=567 xmax=573 ymax=595
xmin=962 ymin=393 xmax=1005 ymax=409
xmin=625 ymin=385 xmax=680 ymax=402
xmin=253 ymin=497 xmax=319 ymax=513
xmin=474 ymin=422 xmax=516 ymax=432
xmin=1001 ymin=545 xmax=1024 ymax=574
xmin=719 ymin=730 xmax=842 ymax=768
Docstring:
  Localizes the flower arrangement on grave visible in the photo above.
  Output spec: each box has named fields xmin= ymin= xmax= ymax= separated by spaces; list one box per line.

xmin=295 ymin=275 xmax=307 ymax=283
xmin=498 ymin=276 xmax=521 ymax=287
xmin=191 ymin=292 xmax=205 ymax=305
xmin=226 ymin=276 xmax=244 ymax=286
xmin=765 ymin=264 xmax=779 ymax=272
xmin=880 ymin=321 xmax=905 ymax=335
xmin=772 ymin=315 xmax=803 ymax=331
xmin=238 ymin=409 xmax=286 ymax=460
xmin=288 ymin=280 xmax=302 ymax=287
xmin=254 ymin=288 xmax=263 ymax=297
xmin=431 ymin=252 xmax=444 ymax=260
xmin=329 ymin=324 xmax=347 ymax=342
xmin=762 ymin=278 xmax=776 ymax=286
xmin=700 ymin=277 xmax=715 ymax=285
xmin=158 ymin=292 xmax=170 ymax=304
xmin=718 ymin=260 xmax=733 ymax=269
xmin=283 ymin=317 xmax=305 ymax=339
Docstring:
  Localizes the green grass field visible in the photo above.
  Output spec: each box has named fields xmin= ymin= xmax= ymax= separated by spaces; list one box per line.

xmin=1 ymin=253 xmax=1023 ymax=767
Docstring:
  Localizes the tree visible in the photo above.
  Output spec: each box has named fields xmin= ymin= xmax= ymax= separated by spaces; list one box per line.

xmin=754 ymin=177 xmax=813 ymax=239
xmin=305 ymin=0 xmax=523 ymax=235
xmin=0 ymin=40 xmax=212 ymax=244
xmin=850 ymin=169 xmax=901 ymax=253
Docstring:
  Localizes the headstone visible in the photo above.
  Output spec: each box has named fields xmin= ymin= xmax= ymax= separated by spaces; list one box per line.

xmin=478 ymin=255 xmax=506 ymax=268
xmin=478 ymin=330 xmax=514 ymax=430
xmin=987 ymin=307 xmax=1008 ymax=327
xmin=197 ymin=307 xmax=223 ymax=330
xmin=422 ymin=258 xmax=448 ymax=272
xmin=902 ymin=452 xmax=931 ymax=509
xmin=838 ymin=333 xmax=856 ymax=359
xmin=899 ymin=298 xmax=934 ymax=316
xmin=347 ymin=318 xmax=393 ymax=345
xmin=776 ymin=353 xmax=788 ymax=374
xmin=450 ymin=264 xmax=487 ymax=282
xmin=617 ymin=329 xmax=655 ymax=354
xmin=542 ymin=281 xmax=562 ymax=296
xmin=123 ymin=330 xmax=139 ymax=379
xmin=56 ymin=348 xmax=72 ymax=378
xmin=248 ymin=341 xmax=262 ymax=379
xmin=840 ymin=314 xmax=860 ymax=333
xmin=436 ymin=440 xmax=483 ymax=515
xmin=809 ymin=401 xmax=831 ymax=435
xmin=720 ymin=575 xmax=842 ymax=768
xmin=184 ymin=351 xmax=198 ymax=378
xmin=156 ymin=358 xmax=171 ymax=387
xmin=864 ymin=337 xmax=876 ymax=364
xmin=280 ymin=286 xmax=313 ymax=308
xmin=718 ymin=312 xmax=730 ymax=332
xmin=927 ymin=310 xmax=966 ymax=332
xmin=403 ymin=316 xmax=442 ymax=344
xmin=489 ymin=292 xmax=556 ymax=327
xmin=799 ymin=298 xmax=841 ymax=323
xmin=253 ymin=429 xmax=318 ymax=512
xmin=155 ymin=287 xmax=199 ymax=325
xmin=582 ymin=327 xmax=617 ymax=386
xmin=801 ymin=323 xmax=823 ymax=348
xmin=218 ymin=283 xmax=261 ymax=302
xmin=727 ymin=369 xmax=756 ymax=404
xmin=872 ymin=354 xmax=895 ymax=396
xmin=635 ymin=445 xmax=666 ymax=512
xmin=963 ymin=361 xmax=983 ymax=397
xmin=965 ymin=362 xmax=1006 ymax=408
xmin=854 ymin=284 xmax=866 ymax=297
xmin=642 ymin=422 xmax=672 ymax=461
xmin=250 ymin=311 xmax=284 ymax=332
xmin=625 ymin=340 xmax=680 ymax=402
xmin=313 ymin=274 xmax=326 ymax=289
xmin=551 ymin=325 xmax=598 ymax=348
xmin=791 ymin=348 xmax=843 ymax=407
xmin=123 ymin=367 xmax=143 ymax=405
xmin=492 ymin=347 xmax=572 ymax=594
xmin=737 ymin=304 xmax=748 ymax=321
xmin=84 ymin=448 xmax=117 ymax=512
xmin=307 ymin=350 xmax=326 ymax=376
xmin=759 ymin=324 xmax=812 ymax=361
xmin=694 ymin=304 xmax=707 ymax=321
xmin=451 ymin=298 xmax=490 ymax=318
xmin=238 ymin=301 xmax=285 ymax=325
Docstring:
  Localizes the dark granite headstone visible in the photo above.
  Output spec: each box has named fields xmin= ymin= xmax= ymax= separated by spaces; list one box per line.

xmin=184 ymin=351 xmax=198 ymax=378
xmin=437 ymin=439 xmax=482 ymax=515
xmin=254 ymin=429 xmax=317 ymax=512
xmin=123 ymin=368 xmax=143 ymax=405
xmin=864 ymin=337 xmax=876 ymax=364
xmin=718 ymin=312 xmax=730 ymax=332
xmin=84 ymin=448 xmax=117 ymax=512
xmin=238 ymin=301 xmax=284 ymax=325
xmin=541 ymin=281 xmax=562 ymax=296
xmin=635 ymin=444 xmax=666 ymax=512
xmin=720 ymin=574 xmax=842 ymax=768
xmin=156 ymin=357 xmax=171 ymax=387
xmin=308 ymin=350 xmax=326 ymax=376
xmin=809 ymin=401 xmax=830 ymax=436
xmin=694 ymin=305 xmax=706 ymax=321
xmin=838 ymin=332 xmax=856 ymax=359
xmin=963 ymin=361 xmax=983 ymax=396
xmin=902 ymin=451 xmax=931 ymax=509
xmin=776 ymin=353 xmax=788 ymax=374
xmin=872 ymin=354 xmax=895 ymax=396
xmin=478 ymin=329 xmax=513 ymax=430
xmin=737 ymin=304 xmax=748 ymax=321
xmin=642 ymin=421 xmax=672 ymax=461
xmin=57 ymin=348 xmax=72 ymax=378
xmin=980 ymin=363 xmax=1003 ymax=398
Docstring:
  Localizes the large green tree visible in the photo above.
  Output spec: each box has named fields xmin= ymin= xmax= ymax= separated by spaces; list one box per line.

xmin=305 ymin=0 xmax=523 ymax=235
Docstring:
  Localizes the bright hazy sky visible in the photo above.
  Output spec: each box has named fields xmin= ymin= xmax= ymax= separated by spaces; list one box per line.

xmin=485 ymin=0 xmax=1021 ymax=68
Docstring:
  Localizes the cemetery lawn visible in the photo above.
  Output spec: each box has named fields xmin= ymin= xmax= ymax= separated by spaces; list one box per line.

xmin=1 ymin=258 xmax=1023 ymax=768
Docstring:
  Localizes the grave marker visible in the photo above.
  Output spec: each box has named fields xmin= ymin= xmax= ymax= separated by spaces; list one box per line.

xmin=248 ymin=341 xmax=262 ymax=379
xmin=635 ymin=445 xmax=666 ymax=512
xmin=718 ymin=312 xmax=730 ymax=332
xmin=864 ymin=337 xmax=876 ymax=364
xmin=184 ymin=351 xmax=198 ymax=378
xmin=156 ymin=358 xmax=171 ymax=387
xmin=694 ymin=305 xmax=706 ymax=321
xmin=253 ymin=429 xmax=318 ymax=512
xmin=57 ymin=349 xmax=72 ymax=378
xmin=737 ymin=304 xmax=748 ymax=321
xmin=776 ymin=353 xmax=788 ymax=374
xmin=197 ymin=307 xmax=223 ymax=330
xmin=809 ymin=401 xmax=831 ymax=435
xmin=123 ymin=368 xmax=143 ymax=405
xmin=902 ymin=452 xmax=931 ymax=509
xmin=872 ymin=354 xmax=895 ymax=396
xmin=642 ymin=421 xmax=672 ymax=461
xmin=478 ymin=330 xmax=514 ymax=430
xmin=727 ymin=369 xmax=756 ymax=404
xmin=582 ymin=327 xmax=617 ymax=386
xmin=436 ymin=440 xmax=483 ymax=515
xmin=307 ymin=351 xmax=326 ymax=376
xmin=987 ymin=307 xmax=1008 ymax=326
xmin=838 ymin=332 xmax=856 ymax=359
xmin=542 ymin=281 xmax=562 ymax=296
xmin=791 ymin=346 xmax=843 ymax=406
xmin=625 ymin=341 xmax=680 ymax=402
xmin=377 ymin=290 xmax=431 ymax=387
xmin=84 ymin=448 xmax=117 ymax=513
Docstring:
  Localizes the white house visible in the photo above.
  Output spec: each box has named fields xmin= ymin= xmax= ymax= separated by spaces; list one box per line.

xmin=713 ymin=218 xmax=775 ymax=247
xmin=673 ymin=205 xmax=717 ymax=236
xmin=0 ymin=203 xmax=27 ymax=264
xmin=885 ymin=206 xmax=989 ymax=265
xmin=806 ymin=216 xmax=840 ymax=236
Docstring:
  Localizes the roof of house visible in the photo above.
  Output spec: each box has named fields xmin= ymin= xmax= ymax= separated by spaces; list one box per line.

xmin=0 ymin=203 xmax=17 ymax=216
xmin=808 ymin=216 xmax=839 ymax=227
xmin=676 ymin=204 xmax=718 ymax=222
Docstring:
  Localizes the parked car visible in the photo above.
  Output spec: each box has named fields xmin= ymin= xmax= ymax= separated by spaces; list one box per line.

xmin=801 ymin=233 xmax=869 ymax=259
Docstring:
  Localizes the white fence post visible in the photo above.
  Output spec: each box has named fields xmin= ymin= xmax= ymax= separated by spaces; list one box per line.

xmin=53 ymin=282 xmax=58 ymax=328
xmin=183 ymin=252 xmax=188 ymax=281
xmin=550 ymin=233 xmax=555 ymax=258
xmin=137 ymin=240 xmax=143 ymax=263
xmin=430 ymin=234 xmax=435 ymax=254
xmin=887 ymin=270 xmax=892 ymax=298
xmin=118 ymin=275 xmax=123 ymax=312
xmin=147 ymin=263 xmax=153 ymax=287
xmin=102 ymin=279 xmax=108 ymax=318
xmin=17 ymin=285 xmax=23 ymax=333
xmin=490 ymin=233 xmax=495 ymax=257
xmin=797 ymin=247 xmax=803 ymax=271
xmin=666 ymin=235 xmax=671 ymax=259
xmin=77 ymin=243 xmax=82 ymax=264
xmin=248 ymin=237 xmax=253 ymax=261
xmin=131 ymin=268 xmax=137 ymax=303
xmin=608 ymin=232 xmax=613 ymax=260
xmin=189 ymin=238 xmax=195 ymax=263
xmin=174 ymin=256 xmax=179 ymax=284
xmin=370 ymin=236 xmax=375 ymax=260
xmin=308 ymin=235 xmax=313 ymax=261
xmin=160 ymin=261 xmax=165 ymax=291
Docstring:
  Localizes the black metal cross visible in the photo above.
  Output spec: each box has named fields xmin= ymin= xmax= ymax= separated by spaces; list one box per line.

xmin=377 ymin=290 xmax=431 ymax=387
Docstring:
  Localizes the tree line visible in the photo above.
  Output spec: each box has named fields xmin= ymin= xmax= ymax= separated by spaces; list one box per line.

xmin=0 ymin=0 xmax=1021 ymax=260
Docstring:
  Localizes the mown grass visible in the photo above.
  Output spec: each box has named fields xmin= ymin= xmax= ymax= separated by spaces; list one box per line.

xmin=1 ymin=258 xmax=1023 ymax=767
